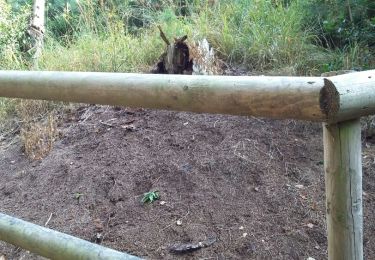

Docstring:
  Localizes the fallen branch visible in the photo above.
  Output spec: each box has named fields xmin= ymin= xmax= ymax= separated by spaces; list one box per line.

xmin=169 ymin=237 xmax=216 ymax=254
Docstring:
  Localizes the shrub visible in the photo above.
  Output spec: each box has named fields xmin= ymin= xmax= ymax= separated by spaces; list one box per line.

xmin=0 ymin=0 xmax=31 ymax=69
xmin=194 ymin=0 xmax=328 ymax=74
xmin=21 ymin=112 xmax=57 ymax=160
xmin=304 ymin=0 xmax=375 ymax=49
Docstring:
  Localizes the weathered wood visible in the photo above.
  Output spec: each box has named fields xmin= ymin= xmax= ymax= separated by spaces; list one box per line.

xmin=323 ymin=70 xmax=375 ymax=122
xmin=0 ymin=70 xmax=374 ymax=122
xmin=152 ymin=27 xmax=192 ymax=74
xmin=323 ymin=119 xmax=363 ymax=260
xmin=0 ymin=213 xmax=141 ymax=260
xmin=0 ymin=70 xmax=328 ymax=121
xmin=157 ymin=25 xmax=170 ymax=46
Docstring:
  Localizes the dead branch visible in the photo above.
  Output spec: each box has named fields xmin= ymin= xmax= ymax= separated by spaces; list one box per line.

xmin=158 ymin=25 xmax=170 ymax=46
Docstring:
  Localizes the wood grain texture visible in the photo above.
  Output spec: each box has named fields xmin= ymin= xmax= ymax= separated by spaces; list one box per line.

xmin=0 ymin=71 xmax=327 ymax=121
xmin=0 ymin=70 xmax=373 ymax=122
xmin=323 ymin=119 xmax=363 ymax=260
xmin=324 ymin=70 xmax=375 ymax=122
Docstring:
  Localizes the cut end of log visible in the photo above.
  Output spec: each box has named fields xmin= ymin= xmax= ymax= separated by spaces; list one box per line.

xmin=320 ymin=78 xmax=340 ymax=120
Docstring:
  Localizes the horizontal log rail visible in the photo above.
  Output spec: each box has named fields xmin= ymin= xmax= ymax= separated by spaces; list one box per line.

xmin=0 ymin=213 xmax=141 ymax=260
xmin=0 ymin=70 xmax=374 ymax=122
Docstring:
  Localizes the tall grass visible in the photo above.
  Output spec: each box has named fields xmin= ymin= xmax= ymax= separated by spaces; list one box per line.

xmin=0 ymin=98 xmax=16 ymax=121
xmin=322 ymin=43 xmax=375 ymax=72
xmin=195 ymin=0 xmax=330 ymax=74
xmin=40 ymin=32 xmax=163 ymax=72
xmin=40 ymin=5 xmax=197 ymax=72
xmin=35 ymin=0 xmax=374 ymax=75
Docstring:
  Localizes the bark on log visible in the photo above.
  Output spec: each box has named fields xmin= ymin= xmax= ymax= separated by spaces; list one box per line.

xmin=0 ymin=70 xmax=328 ymax=121
xmin=323 ymin=71 xmax=375 ymax=122
xmin=0 ymin=70 xmax=374 ymax=122
xmin=28 ymin=0 xmax=45 ymax=69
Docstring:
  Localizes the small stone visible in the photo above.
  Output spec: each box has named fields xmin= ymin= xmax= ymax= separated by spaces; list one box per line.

xmin=242 ymin=233 xmax=248 ymax=238
xmin=306 ymin=257 xmax=316 ymax=260
xmin=307 ymin=223 xmax=314 ymax=229
xmin=282 ymin=226 xmax=291 ymax=233
xmin=314 ymin=245 xmax=320 ymax=250
xmin=95 ymin=233 xmax=103 ymax=244
xmin=239 ymin=226 xmax=244 ymax=230
xmin=183 ymin=122 xmax=189 ymax=126
xmin=121 ymin=124 xmax=136 ymax=131
xmin=254 ymin=187 xmax=259 ymax=192
xmin=10 ymin=160 xmax=15 ymax=164
xmin=176 ymin=219 xmax=182 ymax=226
xmin=295 ymin=184 xmax=304 ymax=189
xmin=160 ymin=201 xmax=166 ymax=205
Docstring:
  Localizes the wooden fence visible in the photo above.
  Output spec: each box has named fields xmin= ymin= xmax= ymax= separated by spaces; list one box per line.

xmin=0 ymin=69 xmax=374 ymax=260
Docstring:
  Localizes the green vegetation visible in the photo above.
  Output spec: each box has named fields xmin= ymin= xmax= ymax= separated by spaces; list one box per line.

xmin=142 ymin=191 xmax=160 ymax=204
xmin=1 ymin=0 xmax=373 ymax=73
xmin=40 ymin=33 xmax=163 ymax=72
xmin=306 ymin=0 xmax=374 ymax=49
xmin=305 ymin=0 xmax=374 ymax=71
xmin=0 ymin=0 xmax=31 ymax=69
xmin=73 ymin=192 xmax=84 ymax=201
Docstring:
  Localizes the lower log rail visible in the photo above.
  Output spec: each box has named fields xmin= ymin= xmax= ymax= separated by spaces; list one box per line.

xmin=0 ymin=213 xmax=142 ymax=260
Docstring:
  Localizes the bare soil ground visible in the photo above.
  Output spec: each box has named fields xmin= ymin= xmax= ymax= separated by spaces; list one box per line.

xmin=0 ymin=105 xmax=374 ymax=259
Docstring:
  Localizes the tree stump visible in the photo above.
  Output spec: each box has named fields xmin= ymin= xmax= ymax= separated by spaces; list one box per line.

xmin=151 ymin=26 xmax=192 ymax=75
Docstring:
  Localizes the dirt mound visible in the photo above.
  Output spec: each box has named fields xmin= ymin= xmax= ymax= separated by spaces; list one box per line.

xmin=0 ymin=105 xmax=374 ymax=259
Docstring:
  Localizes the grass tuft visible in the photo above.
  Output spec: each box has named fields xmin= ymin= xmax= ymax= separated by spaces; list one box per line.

xmin=194 ymin=0 xmax=333 ymax=74
xmin=40 ymin=32 xmax=164 ymax=72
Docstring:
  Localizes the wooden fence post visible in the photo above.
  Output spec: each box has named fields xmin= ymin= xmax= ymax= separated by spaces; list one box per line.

xmin=323 ymin=118 xmax=363 ymax=260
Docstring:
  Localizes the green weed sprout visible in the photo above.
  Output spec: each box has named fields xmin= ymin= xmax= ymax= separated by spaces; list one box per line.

xmin=142 ymin=191 xmax=160 ymax=204
xmin=73 ymin=192 xmax=84 ymax=200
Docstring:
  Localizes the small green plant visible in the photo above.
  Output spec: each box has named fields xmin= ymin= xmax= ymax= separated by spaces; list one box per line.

xmin=73 ymin=192 xmax=84 ymax=200
xmin=142 ymin=190 xmax=160 ymax=204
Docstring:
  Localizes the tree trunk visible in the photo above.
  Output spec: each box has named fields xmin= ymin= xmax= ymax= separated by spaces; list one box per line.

xmin=28 ymin=0 xmax=45 ymax=69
